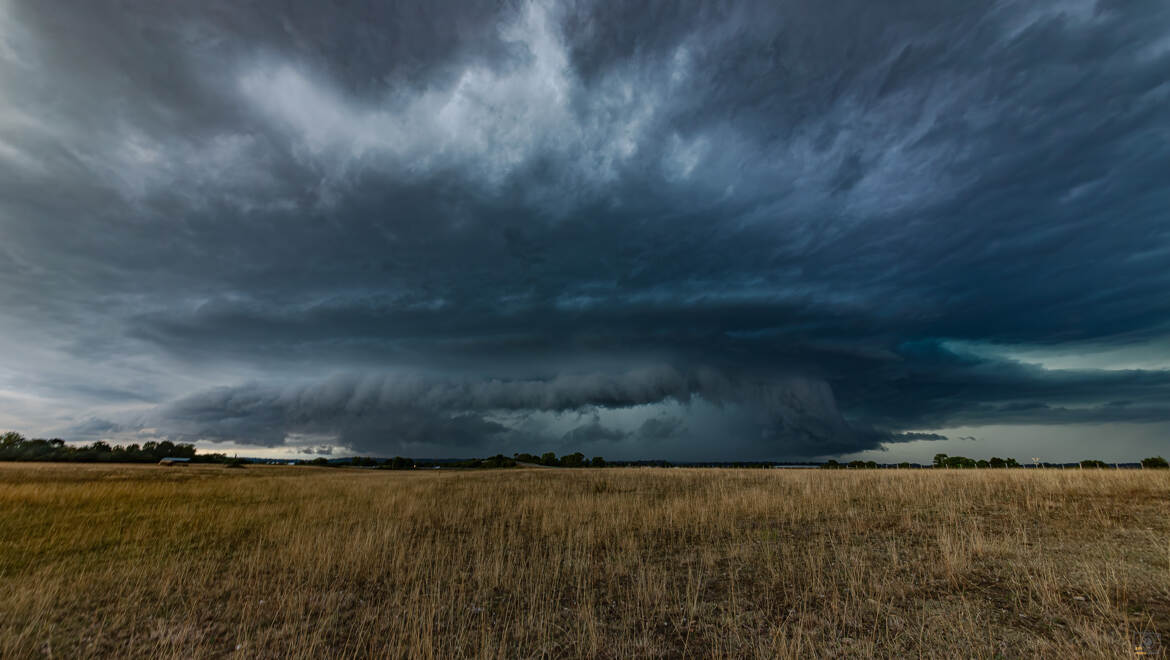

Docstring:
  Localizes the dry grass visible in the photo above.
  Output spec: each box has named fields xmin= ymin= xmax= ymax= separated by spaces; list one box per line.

xmin=1 ymin=463 xmax=1167 ymax=658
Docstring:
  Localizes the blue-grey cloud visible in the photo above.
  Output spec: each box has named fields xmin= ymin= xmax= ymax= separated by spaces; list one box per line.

xmin=144 ymin=368 xmax=877 ymax=456
xmin=638 ymin=416 xmax=686 ymax=442
xmin=1 ymin=0 xmax=1168 ymax=458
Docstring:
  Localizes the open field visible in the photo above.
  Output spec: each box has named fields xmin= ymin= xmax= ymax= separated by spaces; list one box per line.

xmin=1 ymin=464 xmax=1168 ymax=658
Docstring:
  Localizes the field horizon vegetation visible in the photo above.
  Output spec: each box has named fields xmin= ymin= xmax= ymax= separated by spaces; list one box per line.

xmin=3 ymin=431 xmax=1168 ymax=471
xmin=1 ymin=459 xmax=1168 ymax=658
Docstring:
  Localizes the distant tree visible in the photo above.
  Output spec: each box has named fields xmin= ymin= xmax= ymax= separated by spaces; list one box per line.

xmin=309 ymin=457 xmax=330 ymax=466
xmin=540 ymin=452 xmax=559 ymax=466
xmin=1141 ymin=456 xmax=1169 ymax=469
xmin=0 ymin=432 xmax=24 ymax=448
xmin=821 ymin=459 xmax=841 ymax=469
xmin=847 ymin=460 xmax=866 ymax=469
xmin=897 ymin=462 xmax=911 ymax=468
xmin=560 ymin=452 xmax=585 ymax=468
xmin=1005 ymin=457 xmax=1020 ymax=467
xmin=384 ymin=456 xmax=412 ymax=470
xmin=988 ymin=457 xmax=1006 ymax=468
xmin=482 ymin=454 xmax=516 ymax=468
xmin=938 ymin=455 xmax=977 ymax=469
xmin=590 ymin=456 xmax=606 ymax=467
xmin=933 ymin=453 xmax=948 ymax=468
xmin=976 ymin=459 xmax=990 ymax=468
xmin=1080 ymin=459 xmax=1108 ymax=469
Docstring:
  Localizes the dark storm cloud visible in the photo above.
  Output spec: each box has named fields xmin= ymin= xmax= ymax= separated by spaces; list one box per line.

xmin=562 ymin=418 xmax=629 ymax=446
xmin=149 ymin=368 xmax=871 ymax=456
xmin=637 ymin=416 xmax=686 ymax=443
xmin=2 ymin=0 xmax=1169 ymax=457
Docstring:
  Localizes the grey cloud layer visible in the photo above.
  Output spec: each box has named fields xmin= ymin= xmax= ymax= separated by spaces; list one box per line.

xmin=1 ymin=0 xmax=1168 ymax=457
xmin=154 ymin=368 xmax=871 ymax=456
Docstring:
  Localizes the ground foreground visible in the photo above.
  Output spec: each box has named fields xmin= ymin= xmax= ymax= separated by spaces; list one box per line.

xmin=1 ymin=464 xmax=1167 ymax=658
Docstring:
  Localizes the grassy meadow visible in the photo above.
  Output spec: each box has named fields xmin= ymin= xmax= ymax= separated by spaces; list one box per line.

xmin=1 ymin=463 xmax=1168 ymax=658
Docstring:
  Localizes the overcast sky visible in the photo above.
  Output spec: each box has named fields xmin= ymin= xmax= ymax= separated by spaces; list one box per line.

xmin=1 ymin=0 xmax=1168 ymax=461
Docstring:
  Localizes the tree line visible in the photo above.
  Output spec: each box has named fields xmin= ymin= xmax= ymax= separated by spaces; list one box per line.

xmin=4 ymin=430 xmax=1167 ymax=470
xmin=314 ymin=452 xmax=609 ymax=469
xmin=822 ymin=454 xmax=1169 ymax=469
xmin=303 ymin=454 xmax=525 ymax=469
xmin=0 ymin=432 xmax=236 ymax=463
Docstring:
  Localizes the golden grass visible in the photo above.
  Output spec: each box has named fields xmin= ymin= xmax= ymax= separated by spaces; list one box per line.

xmin=1 ymin=463 xmax=1167 ymax=658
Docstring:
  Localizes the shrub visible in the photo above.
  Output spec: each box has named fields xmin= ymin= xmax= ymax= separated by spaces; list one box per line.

xmin=384 ymin=456 xmax=413 ymax=470
xmin=480 ymin=454 xmax=517 ymax=468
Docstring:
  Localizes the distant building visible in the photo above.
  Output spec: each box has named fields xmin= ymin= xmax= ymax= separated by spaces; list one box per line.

xmin=159 ymin=457 xmax=191 ymax=466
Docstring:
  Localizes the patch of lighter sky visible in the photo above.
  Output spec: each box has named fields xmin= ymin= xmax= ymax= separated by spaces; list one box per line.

xmin=945 ymin=338 xmax=1170 ymax=372
xmin=842 ymin=422 xmax=1170 ymax=464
